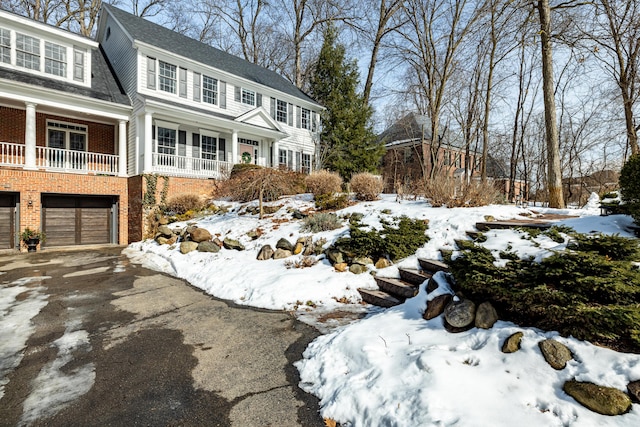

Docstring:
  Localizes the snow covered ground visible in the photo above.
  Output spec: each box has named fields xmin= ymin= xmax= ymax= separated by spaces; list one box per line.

xmin=125 ymin=193 xmax=640 ymax=426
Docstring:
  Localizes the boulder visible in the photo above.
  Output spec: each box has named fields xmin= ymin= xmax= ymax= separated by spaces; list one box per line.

xmin=426 ymin=278 xmax=439 ymax=293
xmin=276 ymin=238 xmax=294 ymax=251
xmin=538 ymin=339 xmax=573 ymax=370
xmin=375 ymin=258 xmax=392 ymax=269
xmin=334 ymin=262 xmax=348 ymax=272
xmin=349 ymin=264 xmax=367 ymax=274
xmin=273 ymin=248 xmax=292 ymax=259
xmin=246 ymin=229 xmax=260 ymax=240
xmin=423 ymin=293 xmax=453 ymax=320
xmin=158 ymin=216 xmax=169 ymax=225
xmin=223 ymin=238 xmax=245 ymax=251
xmin=563 ymin=380 xmax=632 ymax=416
xmin=325 ymin=249 xmax=344 ymax=265
xmin=293 ymin=242 xmax=304 ymax=255
xmin=180 ymin=241 xmax=199 ymax=254
xmin=197 ymin=241 xmax=220 ymax=253
xmin=353 ymin=257 xmax=374 ymax=266
xmin=257 ymin=245 xmax=275 ymax=260
xmin=475 ymin=302 xmax=499 ymax=329
xmin=501 ymin=332 xmax=524 ymax=353
xmin=190 ymin=227 xmax=212 ymax=243
xmin=156 ymin=236 xmax=169 ymax=245
xmin=185 ymin=225 xmax=197 ymax=235
xmin=627 ymin=380 xmax=640 ymax=403
xmin=213 ymin=238 xmax=224 ymax=247
xmin=157 ymin=225 xmax=173 ymax=237
xmin=444 ymin=299 xmax=476 ymax=329
xmin=292 ymin=210 xmax=307 ymax=219
xmin=484 ymin=215 xmax=496 ymax=222
xmin=166 ymin=236 xmax=177 ymax=245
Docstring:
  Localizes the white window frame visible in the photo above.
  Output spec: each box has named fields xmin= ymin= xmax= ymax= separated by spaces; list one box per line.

xmin=241 ymin=87 xmax=256 ymax=106
xmin=157 ymin=126 xmax=177 ymax=155
xmin=278 ymin=148 xmax=288 ymax=167
xmin=301 ymin=108 xmax=311 ymax=130
xmin=0 ymin=28 xmax=10 ymax=64
xmin=16 ymin=33 xmax=40 ymax=71
xmin=45 ymin=41 xmax=66 ymax=77
xmin=158 ymin=60 xmax=176 ymax=94
xmin=276 ymin=99 xmax=287 ymax=123
xmin=46 ymin=120 xmax=88 ymax=151
xmin=302 ymin=153 xmax=311 ymax=173
xmin=202 ymin=75 xmax=218 ymax=105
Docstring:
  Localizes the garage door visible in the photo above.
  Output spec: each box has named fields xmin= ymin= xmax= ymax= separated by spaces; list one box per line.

xmin=42 ymin=195 xmax=117 ymax=247
xmin=0 ymin=193 xmax=17 ymax=249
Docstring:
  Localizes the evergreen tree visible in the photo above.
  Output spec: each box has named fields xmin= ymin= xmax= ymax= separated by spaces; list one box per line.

xmin=309 ymin=25 xmax=384 ymax=181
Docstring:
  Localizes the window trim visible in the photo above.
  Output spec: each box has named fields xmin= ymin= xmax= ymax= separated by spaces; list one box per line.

xmin=46 ymin=120 xmax=88 ymax=151
xmin=0 ymin=28 xmax=10 ymax=64
xmin=202 ymin=74 xmax=218 ymax=105
xmin=16 ymin=32 xmax=40 ymax=71
xmin=241 ymin=87 xmax=256 ymax=106
xmin=44 ymin=41 xmax=66 ymax=77
xmin=301 ymin=108 xmax=311 ymax=130
xmin=158 ymin=60 xmax=177 ymax=94
xmin=276 ymin=99 xmax=287 ymax=123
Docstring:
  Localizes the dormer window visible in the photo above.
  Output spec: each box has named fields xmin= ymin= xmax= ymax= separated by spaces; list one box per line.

xmin=203 ymin=75 xmax=218 ymax=104
xmin=45 ymin=41 xmax=66 ymax=77
xmin=158 ymin=60 xmax=176 ymax=94
xmin=16 ymin=33 xmax=40 ymax=70
xmin=0 ymin=28 xmax=9 ymax=64
xmin=241 ymin=88 xmax=255 ymax=106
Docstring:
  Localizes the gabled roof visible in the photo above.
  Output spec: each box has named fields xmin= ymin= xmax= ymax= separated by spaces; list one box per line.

xmin=101 ymin=4 xmax=320 ymax=107
xmin=1 ymin=46 xmax=130 ymax=106
xmin=378 ymin=112 xmax=433 ymax=145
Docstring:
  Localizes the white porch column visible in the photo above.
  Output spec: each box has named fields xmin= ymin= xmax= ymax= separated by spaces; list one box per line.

xmin=231 ymin=130 xmax=238 ymax=164
xmin=24 ymin=102 xmax=37 ymax=169
xmin=143 ymin=112 xmax=153 ymax=173
xmin=272 ymin=140 xmax=279 ymax=168
xmin=118 ymin=120 xmax=128 ymax=177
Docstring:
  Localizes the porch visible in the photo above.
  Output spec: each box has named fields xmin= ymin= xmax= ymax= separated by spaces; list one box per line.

xmin=152 ymin=152 xmax=233 ymax=179
xmin=0 ymin=141 xmax=120 ymax=176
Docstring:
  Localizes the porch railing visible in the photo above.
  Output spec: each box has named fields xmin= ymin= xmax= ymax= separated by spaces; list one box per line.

xmin=36 ymin=146 xmax=119 ymax=175
xmin=152 ymin=153 xmax=233 ymax=179
xmin=0 ymin=142 xmax=25 ymax=166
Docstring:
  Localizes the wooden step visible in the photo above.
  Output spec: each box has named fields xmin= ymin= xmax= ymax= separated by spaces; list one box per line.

xmin=374 ymin=277 xmax=418 ymax=299
xmin=398 ymin=267 xmax=432 ymax=286
xmin=358 ymin=288 xmax=402 ymax=308
xmin=418 ymin=258 xmax=450 ymax=273
xmin=475 ymin=221 xmax=551 ymax=231
xmin=466 ymin=230 xmax=482 ymax=239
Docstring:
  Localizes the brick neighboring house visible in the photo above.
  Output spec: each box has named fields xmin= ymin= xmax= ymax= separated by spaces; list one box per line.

xmin=0 ymin=9 xmax=131 ymax=250
xmin=1 ymin=4 xmax=323 ymax=250
xmin=380 ymin=113 xmax=526 ymax=200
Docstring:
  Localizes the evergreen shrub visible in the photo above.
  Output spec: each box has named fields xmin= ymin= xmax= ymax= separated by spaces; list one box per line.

xmin=300 ymin=213 xmax=343 ymax=233
xmin=315 ymin=193 xmax=349 ymax=211
xmin=620 ymin=154 xmax=640 ymax=225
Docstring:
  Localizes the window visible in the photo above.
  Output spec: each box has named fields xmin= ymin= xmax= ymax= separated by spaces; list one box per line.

xmin=278 ymin=149 xmax=287 ymax=167
xmin=0 ymin=28 xmax=10 ymax=64
xmin=302 ymin=153 xmax=311 ymax=173
xmin=201 ymin=135 xmax=217 ymax=160
xmin=46 ymin=121 xmax=87 ymax=169
xmin=73 ymin=48 xmax=84 ymax=82
xmin=241 ymin=88 xmax=255 ymax=106
xmin=276 ymin=100 xmax=287 ymax=123
xmin=203 ymin=75 xmax=218 ymax=105
xmin=301 ymin=108 xmax=310 ymax=130
xmin=159 ymin=61 xmax=176 ymax=94
xmin=16 ymin=33 xmax=40 ymax=70
xmin=45 ymin=41 xmax=66 ymax=77
xmin=157 ymin=127 xmax=176 ymax=155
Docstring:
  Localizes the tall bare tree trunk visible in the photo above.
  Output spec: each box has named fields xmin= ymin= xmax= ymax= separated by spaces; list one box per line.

xmin=536 ymin=0 xmax=565 ymax=208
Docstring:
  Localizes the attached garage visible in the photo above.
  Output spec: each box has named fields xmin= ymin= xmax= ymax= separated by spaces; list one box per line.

xmin=0 ymin=193 xmax=18 ymax=249
xmin=41 ymin=195 xmax=119 ymax=247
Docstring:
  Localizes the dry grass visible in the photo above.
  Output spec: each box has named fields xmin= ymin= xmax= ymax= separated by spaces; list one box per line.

xmin=350 ymin=172 xmax=383 ymax=201
xmin=424 ymin=175 xmax=500 ymax=207
xmin=163 ymin=194 xmax=204 ymax=215
xmin=213 ymin=166 xmax=306 ymax=202
xmin=305 ymin=170 xmax=343 ymax=196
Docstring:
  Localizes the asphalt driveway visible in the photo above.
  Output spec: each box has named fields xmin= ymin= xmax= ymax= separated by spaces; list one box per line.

xmin=0 ymin=247 xmax=324 ymax=426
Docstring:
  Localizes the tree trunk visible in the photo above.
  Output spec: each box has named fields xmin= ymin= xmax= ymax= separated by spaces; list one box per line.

xmin=536 ymin=0 xmax=565 ymax=208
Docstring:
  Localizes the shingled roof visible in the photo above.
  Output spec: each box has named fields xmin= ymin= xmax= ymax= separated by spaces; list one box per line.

xmin=102 ymin=4 xmax=319 ymax=106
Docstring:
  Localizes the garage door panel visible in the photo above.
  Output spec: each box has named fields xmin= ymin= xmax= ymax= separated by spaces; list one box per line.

xmin=80 ymin=208 xmax=110 ymax=244
xmin=44 ymin=207 xmax=77 ymax=246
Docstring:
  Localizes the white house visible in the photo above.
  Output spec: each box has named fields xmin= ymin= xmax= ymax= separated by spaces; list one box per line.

xmin=96 ymin=4 xmax=323 ymax=180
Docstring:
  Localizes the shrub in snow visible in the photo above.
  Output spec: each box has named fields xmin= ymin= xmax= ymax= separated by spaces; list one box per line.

xmin=314 ymin=193 xmax=349 ymax=211
xmin=350 ymin=172 xmax=383 ymax=201
xmin=620 ymin=154 xmax=640 ymax=227
xmin=423 ymin=175 xmax=501 ymax=207
xmin=300 ymin=213 xmax=343 ymax=233
xmin=163 ymin=194 xmax=204 ymax=215
xmin=305 ymin=170 xmax=343 ymax=196
xmin=213 ymin=166 xmax=305 ymax=203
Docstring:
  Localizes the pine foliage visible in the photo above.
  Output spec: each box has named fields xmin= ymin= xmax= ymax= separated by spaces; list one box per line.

xmin=620 ymin=154 xmax=640 ymax=226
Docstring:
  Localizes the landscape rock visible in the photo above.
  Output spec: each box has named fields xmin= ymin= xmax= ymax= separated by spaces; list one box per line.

xmin=156 ymin=236 xmax=169 ymax=245
xmin=166 ymin=236 xmax=177 ymax=245
xmin=501 ymin=332 xmax=524 ymax=353
xmin=423 ymin=294 xmax=453 ymax=320
xmin=185 ymin=225 xmax=197 ymax=235
xmin=257 ymin=245 xmax=275 ymax=260
xmin=273 ymin=248 xmax=292 ymax=259
xmin=334 ymin=262 xmax=348 ymax=272
xmin=484 ymin=215 xmax=496 ymax=222
xmin=158 ymin=216 xmax=169 ymax=225
xmin=475 ymin=301 xmax=499 ymax=329
xmin=563 ymin=380 xmax=632 ymax=416
xmin=213 ymin=238 xmax=223 ymax=247
xmin=157 ymin=225 xmax=173 ymax=237
xmin=276 ymin=238 xmax=294 ymax=252
xmin=197 ymin=241 xmax=220 ymax=253
xmin=325 ymin=249 xmax=344 ymax=265
xmin=426 ymin=278 xmax=439 ymax=293
xmin=444 ymin=299 xmax=476 ymax=329
xmin=539 ymin=339 xmax=573 ymax=370
xmin=180 ymin=241 xmax=199 ymax=254
xmin=223 ymin=238 xmax=245 ymax=251
xmin=292 ymin=210 xmax=307 ymax=219
xmin=627 ymin=380 xmax=640 ymax=403
xmin=353 ymin=257 xmax=373 ymax=266
xmin=190 ymin=227 xmax=212 ymax=243
xmin=375 ymin=258 xmax=392 ymax=269
xmin=349 ymin=264 xmax=367 ymax=274
xmin=293 ymin=242 xmax=304 ymax=255
xmin=246 ymin=229 xmax=261 ymax=240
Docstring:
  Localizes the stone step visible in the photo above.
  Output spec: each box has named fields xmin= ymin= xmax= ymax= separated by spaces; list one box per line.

xmin=466 ymin=230 xmax=482 ymax=240
xmin=398 ymin=267 xmax=432 ymax=286
xmin=418 ymin=258 xmax=450 ymax=273
xmin=475 ymin=221 xmax=551 ymax=232
xmin=374 ymin=276 xmax=419 ymax=299
xmin=357 ymin=288 xmax=402 ymax=308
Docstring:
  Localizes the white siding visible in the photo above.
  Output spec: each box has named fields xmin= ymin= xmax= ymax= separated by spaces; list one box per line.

xmin=99 ymin=15 xmax=137 ymax=95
